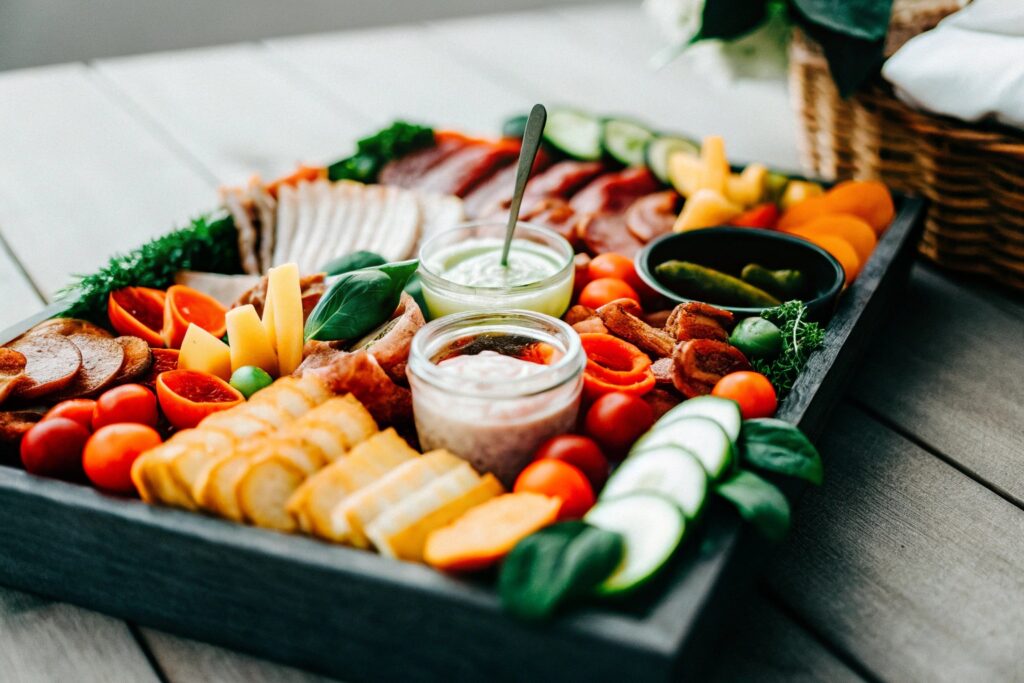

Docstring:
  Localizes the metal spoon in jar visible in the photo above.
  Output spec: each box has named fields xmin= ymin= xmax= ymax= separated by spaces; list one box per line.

xmin=500 ymin=103 xmax=547 ymax=267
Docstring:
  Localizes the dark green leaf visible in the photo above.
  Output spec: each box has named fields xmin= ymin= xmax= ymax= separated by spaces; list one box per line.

xmin=499 ymin=521 xmax=624 ymax=621
xmin=715 ymin=470 xmax=790 ymax=541
xmin=304 ymin=270 xmax=395 ymax=342
xmin=372 ymin=259 xmax=420 ymax=289
xmin=749 ymin=300 xmax=824 ymax=398
xmin=805 ymin=24 xmax=887 ymax=97
xmin=328 ymin=121 xmax=434 ymax=183
xmin=321 ymin=250 xmax=386 ymax=276
xmin=791 ymin=0 xmax=892 ymax=42
xmin=742 ymin=418 xmax=823 ymax=484
xmin=697 ymin=0 xmax=767 ymax=41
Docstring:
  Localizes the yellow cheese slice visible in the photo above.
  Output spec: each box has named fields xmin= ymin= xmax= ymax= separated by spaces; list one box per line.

xmin=225 ymin=304 xmax=278 ymax=376
xmin=261 ymin=284 xmax=276 ymax=351
xmin=178 ymin=323 xmax=232 ymax=380
xmin=267 ymin=263 xmax=303 ymax=375
xmin=699 ymin=135 xmax=729 ymax=195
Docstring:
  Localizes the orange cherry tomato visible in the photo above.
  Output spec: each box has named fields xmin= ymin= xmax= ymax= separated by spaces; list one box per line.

xmin=140 ymin=348 xmax=180 ymax=390
xmin=93 ymin=384 xmax=159 ymax=429
xmin=108 ymin=287 xmax=167 ymax=347
xmin=21 ymin=417 xmax=90 ymax=480
xmin=156 ymin=369 xmax=244 ymax=429
xmin=584 ymin=392 xmax=655 ymax=455
xmin=534 ymin=435 xmax=610 ymax=490
xmin=578 ymin=278 xmax=639 ymax=310
xmin=43 ymin=399 xmax=96 ymax=431
xmin=586 ymin=253 xmax=644 ymax=290
xmin=712 ymin=371 xmax=778 ymax=419
xmin=162 ymin=285 xmax=228 ymax=349
xmin=514 ymin=459 xmax=595 ymax=520
xmin=83 ymin=423 xmax=162 ymax=493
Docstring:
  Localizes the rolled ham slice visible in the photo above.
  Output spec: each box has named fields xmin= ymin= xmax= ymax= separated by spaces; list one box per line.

xmin=569 ymin=167 xmax=661 ymax=215
xmin=410 ymin=140 xmax=519 ymax=198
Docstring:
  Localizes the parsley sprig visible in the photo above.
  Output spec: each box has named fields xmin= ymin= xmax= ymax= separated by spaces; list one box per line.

xmin=749 ymin=300 xmax=824 ymax=398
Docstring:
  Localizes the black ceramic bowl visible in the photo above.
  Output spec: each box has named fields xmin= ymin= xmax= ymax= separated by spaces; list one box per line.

xmin=636 ymin=227 xmax=845 ymax=321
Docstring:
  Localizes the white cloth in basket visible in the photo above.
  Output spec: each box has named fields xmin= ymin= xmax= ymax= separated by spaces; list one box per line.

xmin=882 ymin=0 xmax=1024 ymax=131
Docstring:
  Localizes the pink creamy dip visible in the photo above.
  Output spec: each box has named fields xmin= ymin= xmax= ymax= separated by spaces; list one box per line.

xmin=412 ymin=350 xmax=581 ymax=487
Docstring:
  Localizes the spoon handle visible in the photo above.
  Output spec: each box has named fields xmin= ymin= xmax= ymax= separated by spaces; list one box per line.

xmin=500 ymin=104 xmax=547 ymax=267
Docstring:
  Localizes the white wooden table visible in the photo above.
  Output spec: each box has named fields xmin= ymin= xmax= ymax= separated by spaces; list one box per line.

xmin=2 ymin=4 xmax=1023 ymax=681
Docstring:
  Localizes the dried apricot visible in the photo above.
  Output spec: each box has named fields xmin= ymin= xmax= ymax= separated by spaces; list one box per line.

xmin=785 ymin=213 xmax=877 ymax=263
xmin=805 ymin=234 xmax=862 ymax=286
xmin=779 ymin=180 xmax=894 ymax=234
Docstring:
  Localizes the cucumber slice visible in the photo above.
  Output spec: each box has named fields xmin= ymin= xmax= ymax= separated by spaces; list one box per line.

xmin=501 ymin=113 xmax=529 ymax=139
xmin=656 ymin=396 xmax=742 ymax=443
xmin=602 ymin=446 xmax=707 ymax=520
xmin=631 ymin=416 xmax=733 ymax=480
xmin=601 ymin=118 xmax=655 ymax=167
xmin=645 ymin=135 xmax=700 ymax=184
xmin=585 ymin=493 xmax=685 ymax=595
xmin=543 ymin=109 xmax=603 ymax=161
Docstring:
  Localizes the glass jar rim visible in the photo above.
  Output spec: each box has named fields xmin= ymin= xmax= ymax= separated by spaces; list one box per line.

xmin=408 ymin=309 xmax=584 ymax=400
xmin=417 ymin=220 xmax=575 ymax=297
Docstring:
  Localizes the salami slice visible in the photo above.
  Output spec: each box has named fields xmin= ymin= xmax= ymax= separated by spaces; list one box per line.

xmin=51 ymin=334 xmax=126 ymax=399
xmin=578 ymin=213 xmax=645 ymax=258
xmin=27 ymin=317 xmax=113 ymax=339
xmin=626 ymin=191 xmax=679 ymax=243
xmin=9 ymin=334 xmax=83 ymax=400
xmin=113 ymin=336 xmax=153 ymax=384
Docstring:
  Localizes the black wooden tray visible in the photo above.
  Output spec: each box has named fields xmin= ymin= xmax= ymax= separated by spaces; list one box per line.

xmin=0 ymin=196 xmax=925 ymax=682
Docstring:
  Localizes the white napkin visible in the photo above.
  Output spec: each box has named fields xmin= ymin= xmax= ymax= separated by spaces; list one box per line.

xmin=882 ymin=0 xmax=1024 ymax=130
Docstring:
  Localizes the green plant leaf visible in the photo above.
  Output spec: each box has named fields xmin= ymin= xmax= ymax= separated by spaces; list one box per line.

xmin=741 ymin=418 xmax=823 ymax=484
xmin=304 ymin=269 xmax=394 ymax=342
xmin=328 ymin=121 xmax=434 ymax=183
xmin=715 ymin=470 xmax=791 ymax=541
xmin=499 ymin=521 xmax=624 ymax=621
xmin=320 ymin=250 xmax=386 ymax=276
xmin=372 ymin=259 xmax=420 ymax=289
xmin=697 ymin=0 xmax=768 ymax=41
xmin=791 ymin=0 xmax=892 ymax=42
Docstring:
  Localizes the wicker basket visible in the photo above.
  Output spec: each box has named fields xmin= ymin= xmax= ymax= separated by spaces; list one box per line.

xmin=789 ymin=0 xmax=1024 ymax=291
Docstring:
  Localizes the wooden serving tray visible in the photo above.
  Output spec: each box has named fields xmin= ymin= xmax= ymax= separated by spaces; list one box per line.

xmin=0 ymin=196 xmax=926 ymax=682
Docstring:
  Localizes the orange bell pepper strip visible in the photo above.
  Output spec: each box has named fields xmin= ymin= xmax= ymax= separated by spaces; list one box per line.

xmin=579 ymin=333 xmax=655 ymax=399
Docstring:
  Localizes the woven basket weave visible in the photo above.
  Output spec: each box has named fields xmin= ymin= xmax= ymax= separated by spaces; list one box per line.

xmin=789 ymin=0 xmax=1024 ymax=291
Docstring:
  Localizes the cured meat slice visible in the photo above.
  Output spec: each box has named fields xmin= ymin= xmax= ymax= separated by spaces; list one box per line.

xmin=643 ymin=388 xmax=682 ymax=421
xmin=378 ymin=132 xmax=474 ymax=188
xmin=665 ymin=302 xmax=735 ymax=342
xmin=671 ymin=339 xmax=750 ymax=398
xmin=626 ymin=191 xmax=679 ymax=243
xmin=519 ymin=198 xmax=579 ymax=246
xmin=521 ymin=161 xmax=606 ymax=208
xmin=461 ymin=148 xmax=553 ymax=219
xmin=597 ymin=300 xmax=675 ymax=358
xmin=411 ymin=140 xmax=519 ymax=197
xmin=113 ymin=336 xmax=153 ymax=383
xmin=9 ymin=334 xmax=82 ymax=400
xmin=27 ymin=318 xmax=112 ymax=339
xmin=0 ymin=348 xmax=27 ymax=405
xmin=51 ymin=334 xmax=126 ymax=399
xmin=577 ymin=212 xmax=645 ymax=258
xmin=347 ymin=293 xmax=424 ymax=383
xmin=222 ymin=188 xmax=261 ymax=275
xmin=297 ymin=349 xmax=412 ymax=427
xmin=569 ymin=167 xmax=661 ymax=215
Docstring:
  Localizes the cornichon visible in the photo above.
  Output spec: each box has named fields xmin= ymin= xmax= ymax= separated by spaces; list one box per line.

xmin=655 ymin=260 xmax=781 ymax=307
xmin=741 ymin=263 xmax=806 ymax=300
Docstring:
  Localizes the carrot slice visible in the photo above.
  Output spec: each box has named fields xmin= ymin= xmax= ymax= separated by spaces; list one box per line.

xmin=424 ymin=493 xmax=561 ymax=572
xmin=162 ymin=285 xmax=228 ymax=349
xmin=108 ymin=287 xmax=167 ymax=347
xmin=779 ymin=180 xmax=894 ymax=234
xmin=804 ymin=234 xmax=862 ymax=286
xmin=785 ymin=213 xmax=877 ymax=264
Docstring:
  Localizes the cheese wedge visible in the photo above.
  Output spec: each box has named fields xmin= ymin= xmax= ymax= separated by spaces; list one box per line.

xmin=225 ymin=304 xmax=278 ymax=376
xmin=338 ymin=450 xmax=463 ymax=549
xmin=178 ymin=323 xmax=231 ymax=380
xmin=266 ymin=263 xmax=303 ymax=375
xmin=367 ymin=470 xmax=503 ymax=562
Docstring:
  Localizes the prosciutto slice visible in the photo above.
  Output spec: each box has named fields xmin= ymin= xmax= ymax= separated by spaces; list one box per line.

xmin=569 ymin=167 xmax=661 ymax=215
xmin=378 ymin=132 xmax=474 ymax=188
xmin=626 ymin=190 xmax=679 ymax=244
xmin=411 ymin=139 xmax=519 ymax=197
xmin=462 ymin=148 xmax=553 ymax=219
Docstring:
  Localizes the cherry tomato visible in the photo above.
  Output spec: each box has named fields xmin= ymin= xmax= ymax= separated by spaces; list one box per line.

xmin=587 ymin=253 xmax=649 ymax=293
xmin=578 ymin=278 xmax=639 ymax=309
xmin=92 ymin=383 xmax=159 ymax=429
xmin=514 ymin=459 xmax=595 ymax=520
xmin=712 ymin=371 xmax=778 ymax=419
xmin=83 ymin=423 xmax=162 ymax=493
xmin=20 ymin=417 xmax=90 ymax=480
xmin=43 ymin=399 xmax=96 ymax=431
xmin=584 ymin=392 xmax=655 ymax=455
xmin=534 ymin=435 xmax=609 ymax=490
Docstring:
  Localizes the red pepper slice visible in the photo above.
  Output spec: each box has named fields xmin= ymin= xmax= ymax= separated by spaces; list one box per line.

xmin=730 ymin=202 xmax=780 ymax=229
xmin=579 ymin=333 xmax=655 ymax=399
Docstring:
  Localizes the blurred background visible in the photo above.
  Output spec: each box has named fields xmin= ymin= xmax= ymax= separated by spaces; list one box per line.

xmin=0 ymin=0 xmax=596 ymax=71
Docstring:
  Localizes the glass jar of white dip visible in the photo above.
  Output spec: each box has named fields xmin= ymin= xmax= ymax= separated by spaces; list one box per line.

xmin=407 ymin=310 xmax=584 ymax=487
xmin=417 ymin=221 xmax=575 ymax=320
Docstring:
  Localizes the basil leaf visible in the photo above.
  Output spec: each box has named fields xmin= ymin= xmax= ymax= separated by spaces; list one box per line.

xmin=697 ymin=0 xmax=767 ymax=41
xmin=791 ymin=0 xmax=892 ymax=42
xmin=304 ymin=269 xmax=394 ymax=341
xmin=741 ymin=418 xmax=823 ymax=485
xmin=321 ymin=250 xmax=385 ymax=276
xmin=715 ymin=470 xmax=790 ymax=541
xmin=372 ymin=259 xmax=420 ymax=289
xmin=499 ymin=521 xmax=623 ymax=621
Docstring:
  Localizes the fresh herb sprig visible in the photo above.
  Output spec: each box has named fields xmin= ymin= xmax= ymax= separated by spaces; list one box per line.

xmin=749 ymin=300 xmax=824 ymax=398
xmin=57 ymin=213 xmax=240 ymax=322
xmin=328 ymin=121 xmax=434 ymax=183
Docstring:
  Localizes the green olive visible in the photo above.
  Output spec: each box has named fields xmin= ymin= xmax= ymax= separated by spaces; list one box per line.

xmin=229 ymin=366 xmax=274 ymax=399
xmin=729 ymin=317 xmax=783 ymax=360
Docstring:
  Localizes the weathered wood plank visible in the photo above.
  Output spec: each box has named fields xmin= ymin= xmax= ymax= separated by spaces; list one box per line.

xmin=0 ymin=240 xmax=44 ymax=329
xmin=768 ymin=402 xmax=1024 ymax=682
xmin=0 ymin=588 xmax=159 ymax=683
xmin=850 ymin=264 xmax=1024 ymax=503
xmin=0 ymin=63 xmax=214 ymax=299
xmin=94 ymin=45 xmax=370 ymax=185
xmin=426 ymin=5 xmax=799 ymax=168
xmin=266 ymin=26 xmax=525 ymax=134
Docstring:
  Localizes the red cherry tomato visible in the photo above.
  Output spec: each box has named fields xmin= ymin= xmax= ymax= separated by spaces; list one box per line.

xmin=587 ymin=253 xmax=650 ymax=294
xmin=92 ymin=383 xmax=159 ymax=429
xmin=83 ymin=423 xmax=162 ymax=493
xmin=514 ymin=459 xmax=595 ymax=520
xmin=534 ymin=435 xmax=609 ymax=490
xmin=584 ymin=392 xmax=655 ymax=455
xmin=712 ymin=371 xmax=778 ymax=419
xmin=43 ymin=399 xmax=96 ymax=431
xmin=578 ymin=278 xmax=640 ymax=309
xmin=20 ymin=417 xmax=90 ymax=480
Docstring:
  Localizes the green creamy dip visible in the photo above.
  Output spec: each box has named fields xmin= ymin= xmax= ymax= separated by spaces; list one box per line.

xmin=430 ymin=237 xmax=564 ymax=288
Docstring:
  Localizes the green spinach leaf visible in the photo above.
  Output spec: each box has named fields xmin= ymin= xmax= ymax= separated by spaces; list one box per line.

xmin=304 ymin=259 xmax=418 ymax=342
xmin=715 ymin=470 xmax=791 ymax=541
xmin=499 ymin=521 xmax=624 ymax=621
xmin=742 ymin=418 xmax=823 ymax=484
